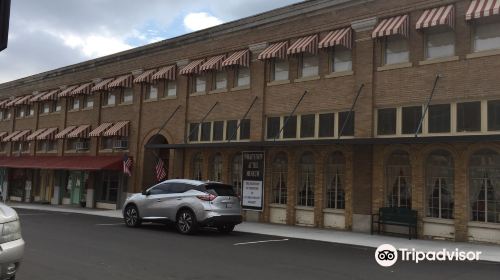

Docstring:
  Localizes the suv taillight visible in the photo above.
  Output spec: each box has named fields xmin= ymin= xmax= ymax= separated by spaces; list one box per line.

xmin=197 ymin=193 xmax=217 ymax=201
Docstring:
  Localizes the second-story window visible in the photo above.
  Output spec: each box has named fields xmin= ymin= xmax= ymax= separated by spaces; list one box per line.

xmin=192 ymin=75 xmax=206 ymax=94
xmin=214 ymin=70 xmax=227 ymax=90
xmin=402 ymin=106 xmax=422 ymax=135
xmin=300 ymin=53 xmax=319 ymax=77
xmin=236 ymin=67 xmax=250 ymax=87
xmin=40 ymin=102 xmax=51 ymax=114
xmin=164 ymin=80 xmax=177 ymax=97
xmin=103 ymin=91 xmax=116 ymax=106
xmin=121 ymin=88 xmax=133 ymax=104
xmin=457 ymin=101 xmax=481 ymax=132
xmin=385 ymin=35 xmax=409 ymax=65
xmin=53 ymin=100 xmax=62 ymax=112
xmin=69 ymin=97 xmax=80 ymax=110
xmin=378 ymin=108 xmax=397 ymax=135
xmin=83 ymin=95 xmax=94 ymax=109
xmin=425 ymin=28 xmax=455 ymax=60
xmin=271 ymin=59 xmax=289 ymax=81
xmin=474 ymin=21 xmax=500 ymax=53
xmin=331 ymin=46 xmax=352 ymax=73
xmin=145 ymin=84 xmax=158 ymax=100
xmin=428 ymin=104 xmax=451 ymax=133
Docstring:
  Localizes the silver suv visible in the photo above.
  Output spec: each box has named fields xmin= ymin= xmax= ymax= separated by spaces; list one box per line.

xmin=123 ymin=179 xmax=242 ymax=234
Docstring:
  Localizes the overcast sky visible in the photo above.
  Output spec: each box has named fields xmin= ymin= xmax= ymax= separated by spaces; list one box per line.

xmin=0 ymin=0 xmax=303 ymax=83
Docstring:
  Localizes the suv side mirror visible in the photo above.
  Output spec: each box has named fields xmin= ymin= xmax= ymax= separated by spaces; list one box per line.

xmin=142 ymin=189 xmax=150 ymax=196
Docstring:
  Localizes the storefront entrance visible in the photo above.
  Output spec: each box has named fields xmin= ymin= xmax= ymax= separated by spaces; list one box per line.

xmin=65 ymin=171 xmax=88 ymax=205
xmin=39 ymin=170 xmax=54 ymax=203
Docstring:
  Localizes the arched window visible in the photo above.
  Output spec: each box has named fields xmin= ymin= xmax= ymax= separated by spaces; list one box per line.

xmin=211 ymin=153 xmax=223 ymax=182
xmin=271 ymin=153 xmax=288 ymax=204
xmin=426 ymin=150 xmax=454 ymax=219
xmin=231 ymin=154 xmax=242 ymax=197
xmin=192 ymin=153 xmax=203 ymax=181
xmin=469 ymin=149 xmax=500 ymax=223
xmin=325 ymin=152 xmax=345 ymax=209
xmin=297 ymin=152 xmax=315 ymax=207
xmin=386 ymin=151 xmax=411 ymax=208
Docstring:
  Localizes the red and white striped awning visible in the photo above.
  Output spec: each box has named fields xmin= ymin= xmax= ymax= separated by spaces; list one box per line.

xmin=104 ymin=121 xmax=130 ymax=137
xmin=89 ymin=123 xmax=113 ymax=137
xmin=14 ymin=95 xmax=32 ymax=106
xmin=287 ymin=35 xmax=318 ymax=55
xmin=133 ymin=69 xmax=157 ymax=84
xmin=222 ymin=50 xmax=250 ymax=68
xmin=71 ymin=82 xmax=93 ymax=96
xmin=200 ymin=55 xmax=227 ymax=72
xmin=467 ymin=0 xmax=500 ymax=20
xmin=108 ymin=74 xmax=133 ymax=89
xmin=257 ymin=41 xmax=288 ymax=60
xmin=5 ymin=96 xmax=23 ymax=108
xmin=40 ymin=89 xmax=60 ymax=101
xmin=318 ymin=27 xmax=353 ymax=49
xmin=11 ymin=130 xmax=31 ymax=142
xmin=55 ymin=126 xmax=77 ymax=139
xmin=2 ymin=131 xmax=19 ymax=142
xmin=91 ymin=78 xmax=115 ymax=92
xmin=67 ymin=124 xmax=91 ymax=138
xmin=27 ymin=128 xmax=47 ymax=141
xmin=179 ymin=59 xmax=205 ymax=75
xmin=0 ymin=132 xmax=8 ymax=141
xmin=151 ymin=65 xmax=176 ymax=82
xmin=416 ymin=4 xmax=455 ymax=30
xmin=372 ymin=15 xmax=409 ymax=38
xmin=58 ymin=85 xmax=78 ymax=98
xmin=37 ymin=127 xmax=58 ymax=140
xmin=30 ymin=92 xmax=48 ymax=102
xmin=0 ymin=99 xmax=9 ymax=108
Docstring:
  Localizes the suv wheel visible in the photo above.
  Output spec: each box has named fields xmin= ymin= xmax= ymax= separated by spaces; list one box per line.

xmin=124 ymin=205 xmax=142 ymax=227
xmin=217 ymin=224 xmax=235 ymax=233
xmin=176 ymin=209 xmax=198 ymax=234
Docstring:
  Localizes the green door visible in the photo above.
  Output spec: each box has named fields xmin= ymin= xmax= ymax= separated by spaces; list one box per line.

xmin=68 ymin=172 xmax=83 ymax=204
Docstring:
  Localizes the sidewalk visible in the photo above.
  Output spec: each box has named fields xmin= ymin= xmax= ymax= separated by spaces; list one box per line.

xmin=9 ymin=202 xmax=500 ymax=263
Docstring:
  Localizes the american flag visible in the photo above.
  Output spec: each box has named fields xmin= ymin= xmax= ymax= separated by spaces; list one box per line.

xmin=123 ymin=154 xmax=133 ymax=176
xmin=155 ymin=158 xmax=167 ymax=182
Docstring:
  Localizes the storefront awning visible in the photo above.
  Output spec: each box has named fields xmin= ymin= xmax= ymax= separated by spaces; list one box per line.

xmin=67 ymin=124 xmax=91 ymax=138
xmin=151 ymin=65 xmax=176 ymax=82
xmin=2 ymin=131 xmax=20 ymax=142
xmin=55 ymin=126 xmax=76 ymax=139
xmin=37 ymin=127 xmax=58 ymax=140
xmin=257 ymin=41 xmax=288 ymax=60
xmin=108 ymin=74 xmax=133 ymax=89
xmin=0 ymin=99 xmax=9 ymax=108
xmin=5 ymin=96 xmax=23 ymax=108
xmin=14 ymin=95 xmax=32 ymax=106
xmin=467 ymin=0 xmax=500 ymax=20
xmin=319 ymin=27 xmax=352 ymax=49
xmin=372 ymin=14 xmax=409 ymax=38
xmin=58 ymin=85 xmax=78 ymax=98
xmin=200 ymin=55 xmax=226 ymax=72
xmin=27 ymin=128 xmax=47 ymax=141
xmin=133 ymin=69 xmax=157 ymax=84
xmin=287 ymin=34 xmax=318 ymax=55
xmin=0 ymin=155 xmax=123 ymax=170
xmin=71 ymin=82 xmax=93 ymax=96
xmin=104 ymin=121 xmax=129 ymax=137
xmin=222 ymin=50 xmax=250 ymax=68
xmin=0 ymin=131 xmax=8 ymax=141
xmin=179 ymin=59 xmax=205 ymax=75
xmin=29 ymin=91 xmax=48 ymax=102
xmin=89 ymin=123 xmax=113 ymax=137
xmin=416 ymin=4 xmax=455 ymax=30
xmin=11 ymin=130 xmax=31 ymax=142
xmin=40 ymin=89 xmax=59 ymax=101
xmin=91 ymin=78 xmax=115 ymax=92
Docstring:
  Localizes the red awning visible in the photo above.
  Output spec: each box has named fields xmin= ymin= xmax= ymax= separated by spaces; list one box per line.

xmin=257 ymin=41 xmax=288 ymax=60
xmin=30 ymin=91 xmax=48 ymax=102
xmin=222 ymin=50 xmax=250 ymax=68
xmin=91 ymin=78 xmax=115 ymax=92
xmin=71 ymin=82 xmax=93 ymax=96
xmin=58 ymin=85 xmax=78 ymax=98
xmin=151 ymin=65 xmax=176 ymax=82
xmin=133 ymin=69 xmax=157 ymax=84
xmin=287 ymin=34 xmax=318 ymax=55
xmin=200 ymin=55 xmax=226 ymax=72
xmin=0 ymin=155 xmax=123 ymax=170
xmin=372 ymin=15 xmax=409 ymax=38
xmin=416 ymin=4 xmax=455 ymax=30
xmin=104 ymin=121 xmax=129 ymax=137
xmin=179 ymin=59 xmax=205 ymax=75
xmin=467 ymin=0 xmax=500 ymax=20
xmin=319 ymin=27 xmax=353 ymax=49
xmin=40 ymin=89 xmax=60 ymax=101
xmin=108 ymin=74 xmax=133 ymax=89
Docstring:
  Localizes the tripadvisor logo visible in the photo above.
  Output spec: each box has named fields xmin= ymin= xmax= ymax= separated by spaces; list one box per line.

xmin=375 ymin=244 xmax=482 ymax=267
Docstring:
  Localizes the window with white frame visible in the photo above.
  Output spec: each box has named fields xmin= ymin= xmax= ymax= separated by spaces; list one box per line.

xmin=272 ymin=153 xmax=288 ymax=204
xmin=236 ymin=67 xmax=250 ymax=87
xmin=100 ymin=137 xmax=114 ymax=150
xmin=266 ymin=117 xmax=281 ymax=140
xmin=231 ymin=154 xmax=242 ymax=197
xmin=213 ymin=121 xmax=224 ymax=141
xmin=402 ymin=106 xmax=422 ymax=135
xmin=214 ymin=71 xmax=227 ymax=90
xmin=192 ymin=75 xmax=206 ymax=94
xmin=271 ymin=59 xmax=289 ymax=81
xmin=226 ymin=120 xmax=238 ymax=141
xmin=325 ymin=152 xmax=345 ymax=209
xmin=192 ymin=153 xmax=203 ymax=180
xmin=121 ymin=88 xmax=133 ymax=104
xmin=319 ymin=113 xmax=335 ymax=138
xmin=386 ymin=151 xmax=412 ymax=208
xmin=457 ymin=101 xmax=481 ymax=132
xmin=188 ymin=123 xmax=199 ymax=142
xmin=338 ymin=111 xmax=355 ymax=137
xmin=145 ymin=84 xmax=158 ymax=100
xmin=428 ymin=104 xmax=451 ymax=133
xmin=189 ymin=119 xmax=250 ymax=142
xmin=474 ymin=21 xmax=500 ymax=53
xmin=425 ymin=28 xmax=455 ymax=60
xmin=377 ymin=108 xmax=397 ymax=135
xmin=283 ymin=116 xmax=297 ymax=139
xmin=384 ymin=35 xmax=409 ymax=65
xmin=211 ymin=153 xmax=223 ymax=182
xmin=300 ymin=114 xmax=315 ymax=138
xmin=200 ymin=122 xmax=211 ymax=142
xmin=300 ymin=53 xmax=319 ymax=77
xmin=297 ymin=152 xmax=315 ymax=207
xmin=164 ymin=80 xmax=176 ymax=97
xmin=426 ymin=150 xmax=454 ymax=219
xmin=469 ymin=149 xmax=500 ymax=223
xmin=488 ymin=100 xmax=500 ymax=131
xmin=331 ymin=46 xmax=352 ymax=72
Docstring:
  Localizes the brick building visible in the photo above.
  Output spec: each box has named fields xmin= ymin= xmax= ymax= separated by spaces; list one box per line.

xmin=0 ymin=0 xmax=500 ymax=243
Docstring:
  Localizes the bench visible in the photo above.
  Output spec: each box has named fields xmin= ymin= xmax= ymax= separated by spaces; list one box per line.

xmin=371 ymin=207 xmax=418 ymax=239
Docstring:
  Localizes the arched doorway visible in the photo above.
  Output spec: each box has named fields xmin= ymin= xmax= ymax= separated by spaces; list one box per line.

xmin=142 ymin=134 xmax=169 ymax=189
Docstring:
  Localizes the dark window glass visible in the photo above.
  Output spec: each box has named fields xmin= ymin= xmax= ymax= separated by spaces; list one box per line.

xmin=283 ymin=116 xmax=297 ymax=139
xmin=402 ymin=106 xmax=422 ymax=134
xmin=149 ymin=183 xmax=170 ymax=195
xmin=240 ymin=119 xmax=250 ymax=140
xmin=428 ymin=104 xmax=451 ymax=133
xmin=457 ymin=102 xmax=481 ymax=132
xmin=203 ymin=183 xmax=237 ymax=196
xmin=377 ymin=108 xmax=396 ymax=135
xmin=189 ymin=123 xmax=199 ymax=142
xmin=339 ymin=111 xmax=355 ymax=136
xmin=300 ymin=114 xmax=315 ymax=138
xmin=267 ymin=117 xmax=281 ymax=139
xmin=319 ymin=113 xmax=335 ymax=138
xmin=213 ymin=121 xmax=224 ymax=141
xmin=169 ymin=183 xmax=188 ymax=193
xmin=488 ymin=100 xmax=500 ymax=131
xmin=226 ymin=120 xmax=238 ymax=141
xmin=201 ymin=122 xmax=212 ymax=141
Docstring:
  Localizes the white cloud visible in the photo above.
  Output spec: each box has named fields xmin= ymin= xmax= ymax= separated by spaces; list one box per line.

xmin=183 ymin=12 xmax=224 ymax=32
xmin=59 ymin=33 xmax=133 ymax=58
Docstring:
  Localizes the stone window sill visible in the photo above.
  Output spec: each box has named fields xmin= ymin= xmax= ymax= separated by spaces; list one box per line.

xmin=466 ymin=48 xmax=500 ymax=60
xmin=269 ymin=203 xmax=287 ymax=209
xmin=208 ymin=88 xmax=228 ymax=94
xmin=81 ymin=107 xmax=93 ymax=111
xmin=377 ymin=62 xmax=413 ymax=72
xmin=418 ymin=56 xmax=459 ymax=66
xmin=323 ymin=208 xmax=345 ymax=214
xmin=267 ymin=80 xmax=290 ymax=87
xmin=143 ymin=98 xmax=158 ymax=103
xmin=161 ymin=96 xmax=177 ymax=100
xmin=190 ymin=92 xmax=206 ymax=97
xmin=231 ymin=85 xmax=250 ymax=92
xmin=423 ymin=217 xmax=454 ymax=225
xmin=118 ymin=102 xmax=133 ymax=107
xmin=325 ymin=71 xmax=354 ymax=79
xmin=102 ymin=105 xmax=116 ymax=108
xmin=294 ymin=75 xmax=320 ymax=83
xmin=295 ymin=206 xmax=314 ymax=211
xmin=468 ymin=221 xmax=500 ymax=230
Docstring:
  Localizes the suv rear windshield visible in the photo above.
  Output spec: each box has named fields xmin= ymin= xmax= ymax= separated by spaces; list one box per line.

xmin=203 ymin=184 xmax=236 ymax=196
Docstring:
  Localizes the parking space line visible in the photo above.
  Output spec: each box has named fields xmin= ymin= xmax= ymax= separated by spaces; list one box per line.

xmin=234 ymin=238 xmax=289 ymax=246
